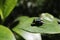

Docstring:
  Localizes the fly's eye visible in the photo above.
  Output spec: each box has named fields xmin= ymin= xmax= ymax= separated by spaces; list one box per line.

xmin=31 ymin=19 xmax=43 ymax=27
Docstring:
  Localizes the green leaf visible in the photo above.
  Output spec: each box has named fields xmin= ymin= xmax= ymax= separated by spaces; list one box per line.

xmin=0 ymin=9 xmax=4 ymax=20
xmin=0 ymin=0 xmax=4 ymax=8
xmin=13 ymin=28 xmax=27 ymax=40
xmin=0 ymin=0 xmax=4 ymax=20
xmin=0 ymin=25 xmax=16 ymax=40
xmin=3 ymin=0 xmax=17 ymax=19
xmin=13 ymin=28 xmax=42 ymax=40
xmin=13 ymin=13 xmax=60 ymax=34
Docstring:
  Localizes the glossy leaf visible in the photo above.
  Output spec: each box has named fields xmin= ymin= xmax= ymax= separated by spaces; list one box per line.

xmin=0 ymin=25 xmax=16 ymax=40
xmin=13 ymin=13 xmax=60 ymax=34
xmin=3 ymin=0 xmax=17 ymax=19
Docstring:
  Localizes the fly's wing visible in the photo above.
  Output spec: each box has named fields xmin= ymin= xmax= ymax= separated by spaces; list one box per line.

xmin=40 ymin=13 xmax=58 ymax=24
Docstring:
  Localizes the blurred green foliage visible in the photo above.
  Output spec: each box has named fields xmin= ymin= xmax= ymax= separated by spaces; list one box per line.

xmin=0 ymin=0 xmax=60 ymax=40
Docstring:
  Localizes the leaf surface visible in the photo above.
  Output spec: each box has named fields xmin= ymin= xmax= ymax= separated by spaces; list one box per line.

xmin=13 ymin=13 xmax=60 ymax=34
xmin=0 ymin=25 xmax=16 ymax=40
xmin=3 ymin=0 xmax=17 ymax=19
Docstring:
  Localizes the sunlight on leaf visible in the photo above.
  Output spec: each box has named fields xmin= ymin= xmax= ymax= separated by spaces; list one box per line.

xmin=13 ymin=27 xmax=42 ymax=40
